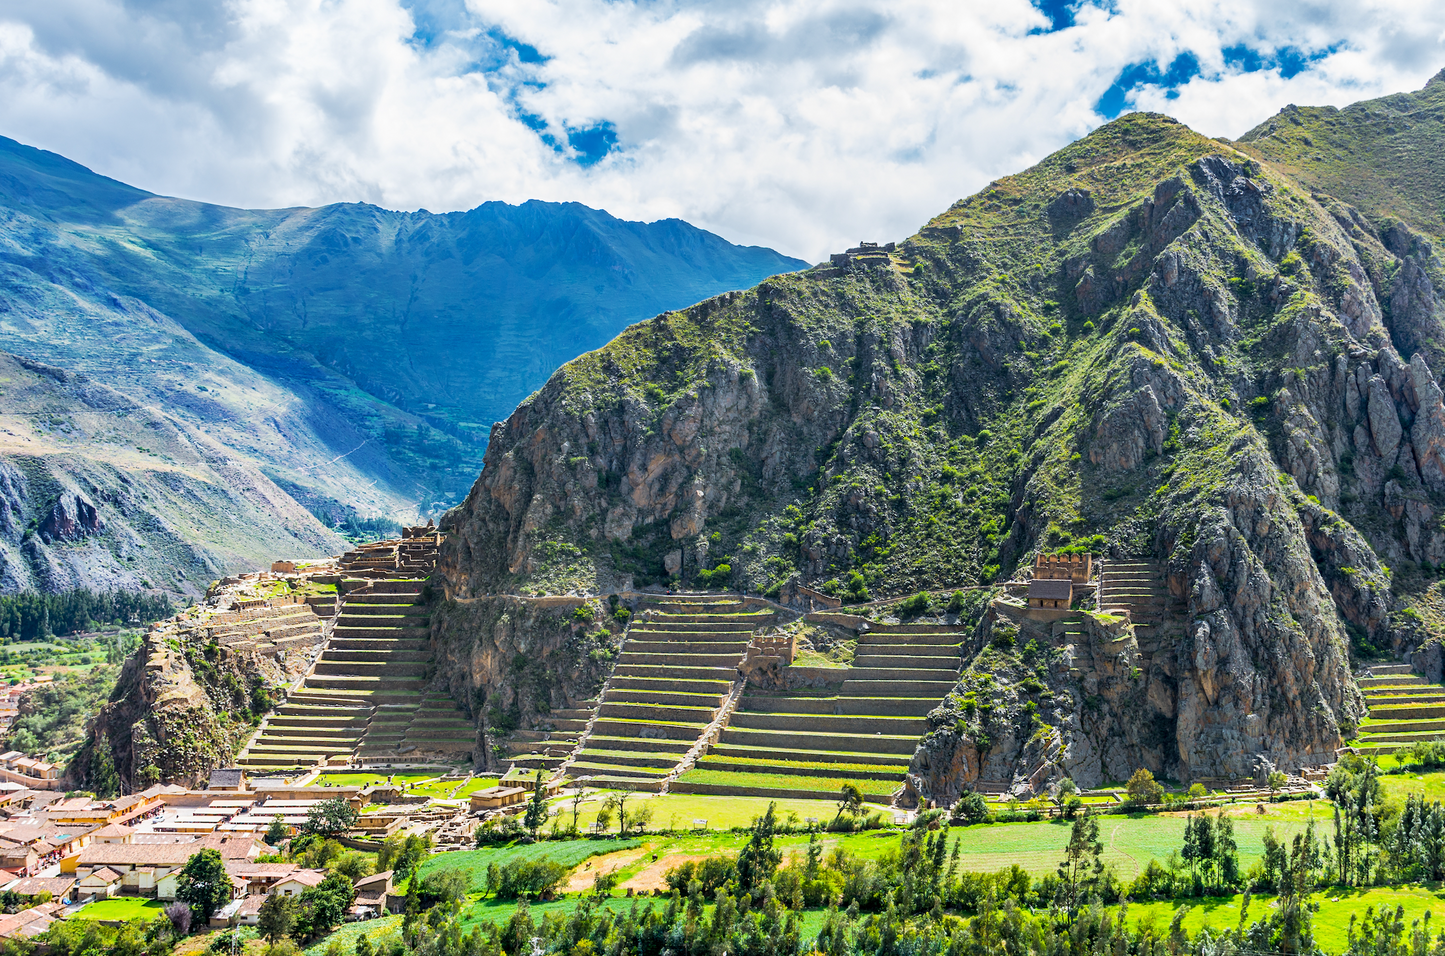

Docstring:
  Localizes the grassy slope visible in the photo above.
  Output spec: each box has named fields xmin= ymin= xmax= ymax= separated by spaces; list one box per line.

xmin=1235 ymin=70 xmax=1445 ymax=241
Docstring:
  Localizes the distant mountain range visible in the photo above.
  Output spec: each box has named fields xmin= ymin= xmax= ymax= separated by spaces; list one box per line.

xmin=0 ymin=136 xmax=807 ymax=593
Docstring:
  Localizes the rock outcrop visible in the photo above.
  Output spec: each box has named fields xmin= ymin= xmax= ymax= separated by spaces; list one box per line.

xmin=434 ymin=79 xmax=1445 ymax=790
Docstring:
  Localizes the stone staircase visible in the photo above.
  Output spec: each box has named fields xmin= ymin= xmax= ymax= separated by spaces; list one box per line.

xmin=237 ymin=576 xmax=475 ymax=772
xmin=672 ymin=621 xmax=964 ymax=802
xmin=1351 ymin=663 xmax=1445 ymax=756
xmin=561 ymin=596 xmax=766 ymax=792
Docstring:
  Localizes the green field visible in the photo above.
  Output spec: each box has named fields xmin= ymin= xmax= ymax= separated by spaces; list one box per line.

xmin=1379 ymin=770 xmax=1445 ymax=804
xmin=1129 ymin=884 xmax=1445 ymax=952
xmin=563 ymin=792 xmax=857 ymax=833
xmin=675 ymin=768 xmax=898 ymax=797
xmin=315 ymin=772 xmax=436 ymax=787
xmin=73 ymin=897 xmax=166 ymax=921
xmin=417 ymin=839 xmax=644 ymax=893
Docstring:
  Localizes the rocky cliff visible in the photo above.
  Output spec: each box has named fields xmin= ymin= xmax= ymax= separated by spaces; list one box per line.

xmin=75 ymin=576 xmax=324 ymax=789
xmin=438 ymin=74 xmax=1445 ymax=788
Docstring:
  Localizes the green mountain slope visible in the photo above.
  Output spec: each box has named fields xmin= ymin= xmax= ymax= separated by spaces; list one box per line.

xmin=439 ymin=75 xmax=1445 ymax=788
xmin=0 ymin=136 xmax=805 ymax=590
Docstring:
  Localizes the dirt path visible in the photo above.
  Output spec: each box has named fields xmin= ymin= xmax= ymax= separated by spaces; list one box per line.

xmin=563 ymin=848 xmax=648 ymax=893
xmin=621 ymin=853 xmax=713 ymax=893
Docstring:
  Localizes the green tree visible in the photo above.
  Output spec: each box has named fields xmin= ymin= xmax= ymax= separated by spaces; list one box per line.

xmin=176 ymin=848 xmax=231 ymax=922
xmin=523 ymin=770 xmax=549 ymax=840
xmin=834 ymin=783 xmax=864 ymax=825
xmin=301 ymin=797 xmax=358 ymax=839
xmin=735 ymin=802 xmax=782 ymax=894
xmin=257 ymin=893 xmax=296 ymax=944
xmin=264 ymin=815 xmax=289 ymax=846
xmin=293 ymin=873 xmax=355 ymax=943
xmin=1125 ymin=767 xmax=1164 ymax=805
xmin=1056 ymin=813 xmax=1103 ymax=916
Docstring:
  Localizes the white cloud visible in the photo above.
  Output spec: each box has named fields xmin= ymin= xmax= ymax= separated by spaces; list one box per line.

xmin=0 ymin=0 xmax=1442 ymax=260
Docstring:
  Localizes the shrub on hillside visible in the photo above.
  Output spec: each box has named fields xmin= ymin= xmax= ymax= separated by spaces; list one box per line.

xmin=898 ymin=592 xmax=932 ymax=618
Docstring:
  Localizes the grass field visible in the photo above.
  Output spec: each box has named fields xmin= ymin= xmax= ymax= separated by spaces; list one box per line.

xmin=1379 ymin=770 xmax=1445 ymax=803
xmin=562 ymin=792 xmax=858 ymax=833
xmin=303 ymin=917 xmax=402 ymax=956
xmin=407 ymin=777 xmax=499 ymax=799
xmin=315 ymin=772 xmax=435 ymax=788
xmin=417 ymin=839 xmax=644 ymax=893
xmin=73 ymin=897 xmax=166 ymax=921
xmin=1129 ymin=884 xmax=1445 ymax=951
xmin=675 ymin=768 xmax=898 ymax=797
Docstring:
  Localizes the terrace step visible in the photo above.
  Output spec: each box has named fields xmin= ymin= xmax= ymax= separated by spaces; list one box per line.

xmin=728 ymin=712 xmax=928 ymax=735
xmin=719 ymin=726 xmax=920 ymax=755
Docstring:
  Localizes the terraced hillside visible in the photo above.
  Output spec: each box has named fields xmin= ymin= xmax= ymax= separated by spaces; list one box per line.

xmin=558 ymin=596 xmax=768 ymax=792
xmin=1099 ymin=561 xmax=1185 ymax=651
xmin=1351 ymin=664 xmax=1445 ymax=756
xmin=673 ymin=621 xmax=965 ymax=802
xmin=237 ymin=578 xmax=475 ymax=772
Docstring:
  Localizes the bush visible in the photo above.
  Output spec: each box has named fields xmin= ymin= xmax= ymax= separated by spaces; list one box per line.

xmin=951 ymin=791 xmax=991 ymax=825
xmin=613 ymin=607 xmax=631 ymax=624
xmin=897 ymin=592 xmax=932 ymax=618
xmin=1402 ymin=738 xmax=1445 ymax=768
xmin=490 ymin=857 xmax=568 ymax=900
xmin=946 ymin=590 xmax=966 ymax=613
xmin=1124 ymin=768 xmax=1164 ymax=805
xmin=572 ymin=605 xmax=595 ymax=624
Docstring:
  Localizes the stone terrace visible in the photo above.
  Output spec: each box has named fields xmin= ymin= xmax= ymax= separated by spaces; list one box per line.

xmin=1351 ymin=663 xmax=1445 ymax=756
xmin=238 ymin=546 xmax=473 ymax=773
xmin=673 ymin=621 xmax=965 ymax=802
xmin=558 ymin=596 xmax=767 ymax=792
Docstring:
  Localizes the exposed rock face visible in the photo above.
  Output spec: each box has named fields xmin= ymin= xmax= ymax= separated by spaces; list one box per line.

xmin=428 ymin=596 xmax=620 ymax=767
xmin=438 ymin=92 xmax=1445 ymax=789
xmin=77 ymin=581 xmax=322 ymax=789
xmin=38 ymin=492 xmax=103 ymax=542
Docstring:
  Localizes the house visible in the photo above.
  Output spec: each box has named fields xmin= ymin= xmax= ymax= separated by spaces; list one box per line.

xmin=1027 ymin=578 xmax=1072 ymax=609
xmin=89 ymin=823 xmax=135 ymax=845
xmin=469 ymin=786 xmax=528 ymax=812
xmin=73 ymin=832 xmax=261 ymax=896
xmin=226 ymin=862 xmax=300 ymax=896
xmin=216 ymin=894 xmax=268 ymax=927
xmin=271 ymin=870 xmax=327 ymax=897
xmin=352 ymin=870 xmax=393 ymax=917
xmin=4 ymin=876 xmax=75 ymax=904
xmin=208 ymin=769 xmax=246 ymax=792
xmin=77 ymin=867 xmax=123 ymax=900
xmin=0 ymin=900 xmax=65 ymax=939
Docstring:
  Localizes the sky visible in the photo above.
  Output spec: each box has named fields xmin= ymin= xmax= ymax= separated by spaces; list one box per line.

xmin=1 ymin=0 xmax=1443 ymax=261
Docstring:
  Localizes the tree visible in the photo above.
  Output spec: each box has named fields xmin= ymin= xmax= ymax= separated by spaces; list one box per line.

xmin=1125 ymin=768 xmax=1164 ymax=805
xmin=302 ymin=798 xmax=358 ymax=839
xmin=257 ymin=893 xmax=296 ymax=944
xmin=523 ymin=770 xmax=549 ymax=840
xmin=1056 ymin=814 xmax=1103 ymax=916
xmin=176 ymin=848 xmax=231 ymax=922
xmin=950 ymin=791 xmax=990 ymax=825
xmin=736 ymin=802 xmax=782 ymax=894
xmin=602 ymin=790 xmax=631 ymax=836
xmin=569 ymin=788 xmax=587 ymax=836
xmin=1268 ymin=770 xmax=1288 ymax=795
xmin=164 ymin=901 xmax=191 ymax=937
xmin=835 ymin=784 xmax=864 ymax=825
xmin=265 ymin=815 xmax=289 ymax=846
xmin=293 ymin=873 xmax=355 ymax=943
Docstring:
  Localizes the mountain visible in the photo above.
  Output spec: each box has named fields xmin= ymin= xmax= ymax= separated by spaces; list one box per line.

xmin=435 ymin=72 xmax=1445 ymax=789
xmin=0 ymin=136 xmax=807 ymax=592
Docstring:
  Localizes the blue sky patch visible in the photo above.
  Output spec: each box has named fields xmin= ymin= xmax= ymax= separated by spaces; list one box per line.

xmin=1030 ymin=0 xmax=1075 ymax=32
xmin=1222 ymin=42 xmax=1338 ymax=79
xmin=567 ymin=123 xmax=618 ymax=166
xmin=1095 ymin=53 xmax=1201 ymax=117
